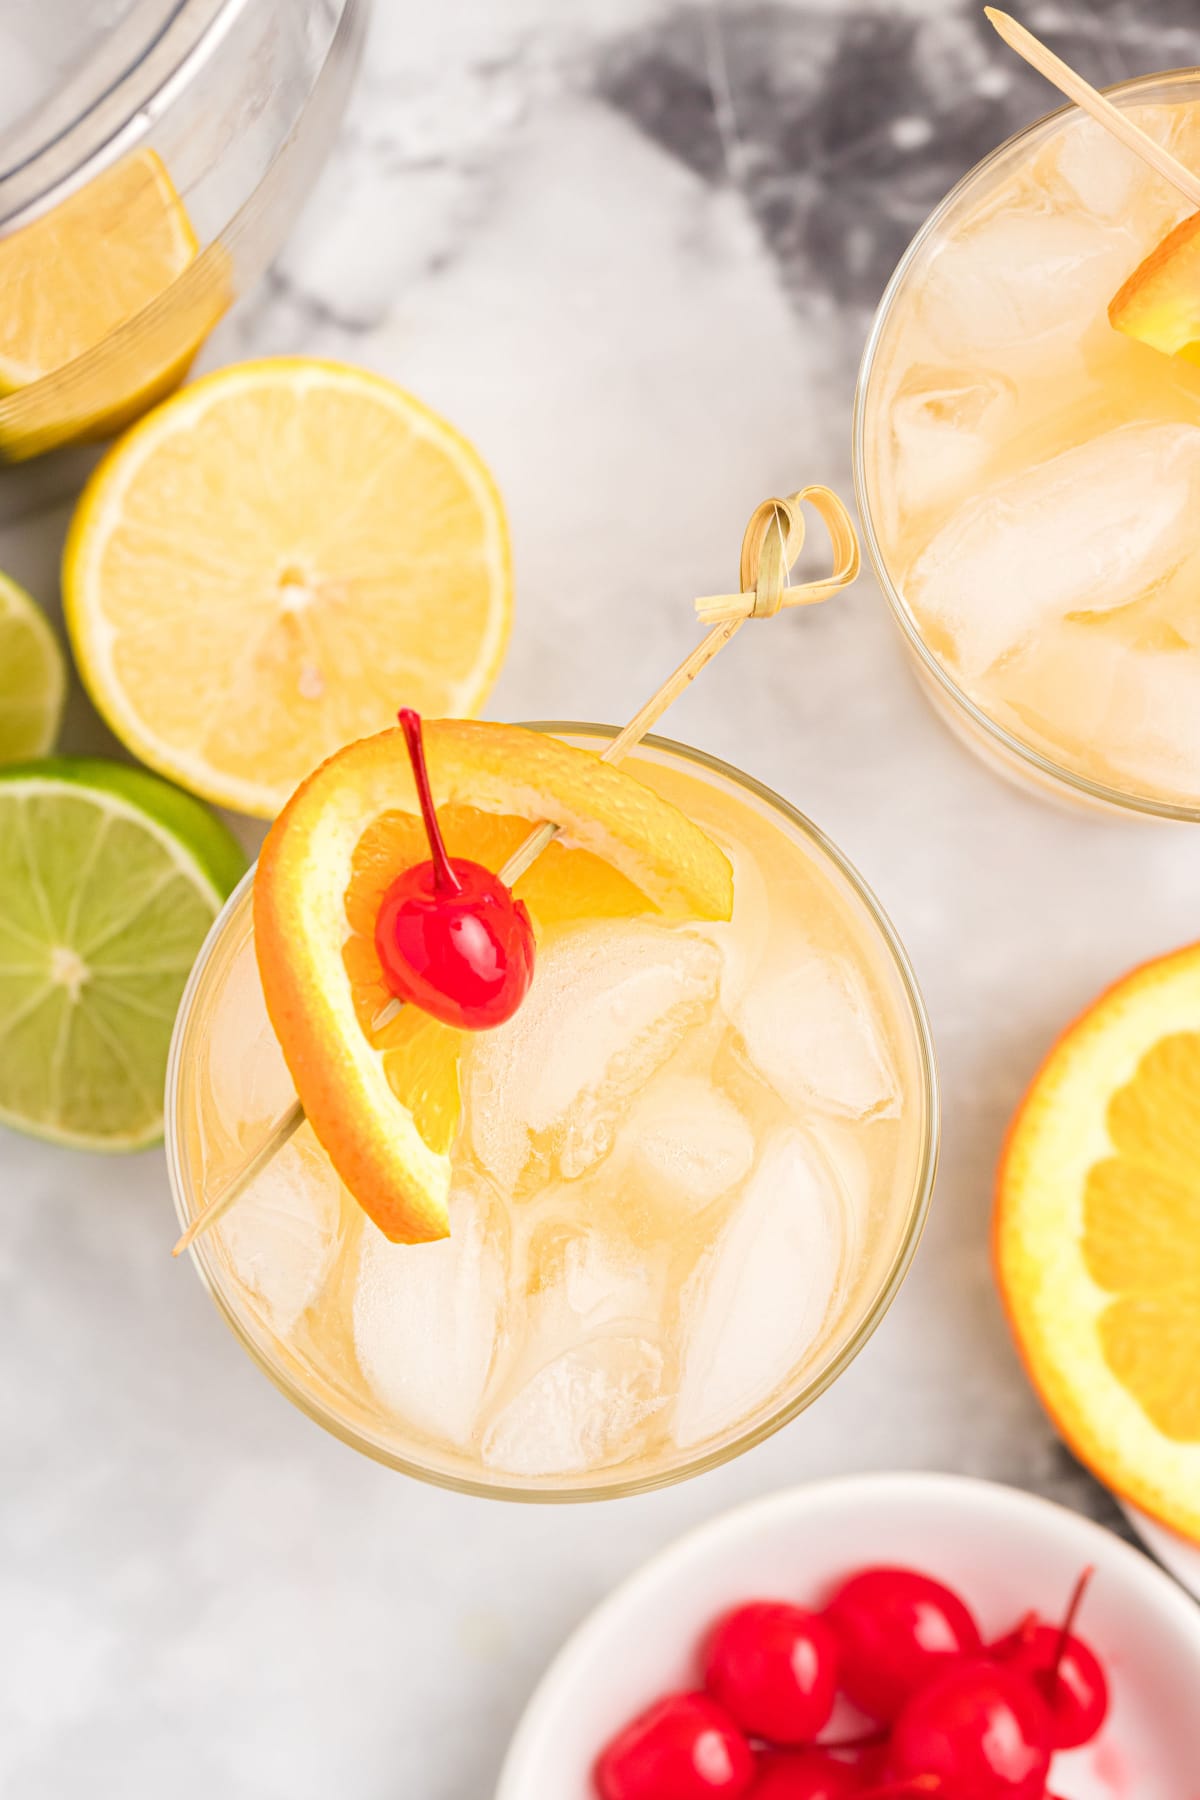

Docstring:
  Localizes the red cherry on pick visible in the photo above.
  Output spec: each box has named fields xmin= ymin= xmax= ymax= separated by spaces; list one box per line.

xmin=823 ymin=1567 xmax=981 ymax=1722
xmin=886 ymin=1657 xmax=1053 ymax=1800
xmin=374 ymin=709 xmax=535 ymax=1029
xmin=704 ymin=1601 xmax=839 ymax=1746
xmin=594 ymin=1691 xmax=754 ymax=1800
xmin=991 ymin=1567 xmax=1108 ymax=1750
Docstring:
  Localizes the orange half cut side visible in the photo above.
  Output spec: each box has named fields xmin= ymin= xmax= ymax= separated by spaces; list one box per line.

xmin=995 ymin=942 xmax=1200 ymax=1541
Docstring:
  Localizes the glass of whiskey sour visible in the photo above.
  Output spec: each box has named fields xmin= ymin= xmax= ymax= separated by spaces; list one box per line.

xmin=167 ymin=724 xmax=936 ymax=1499
xmin=857 ymin=71 xmax=1200 ymax=819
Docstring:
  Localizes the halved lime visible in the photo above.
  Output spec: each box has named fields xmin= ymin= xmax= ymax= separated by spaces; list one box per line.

xmin=0 ymin=571 xmax=65 ymax=761
xmin=0 ymin=758 xmax=245 ymax=1149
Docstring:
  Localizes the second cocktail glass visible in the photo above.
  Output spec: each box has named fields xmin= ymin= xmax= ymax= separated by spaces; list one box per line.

xmin=856 ymin=70 xmax=1200 ymax=819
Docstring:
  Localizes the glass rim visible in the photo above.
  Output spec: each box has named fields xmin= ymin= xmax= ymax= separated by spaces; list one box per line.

xmin=165 ymin=724 xmax=941 ymax=1502
xmin=0 ymin=0 xmax=246 ymax=232
xmin=0 ymin=0 xmax=362 ymax=236
xmin=853 ymin=64 xmax=1200 ymax=824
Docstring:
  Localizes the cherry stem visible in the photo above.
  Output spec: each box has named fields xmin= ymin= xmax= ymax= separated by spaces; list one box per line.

xmin=1048 ymin=1564 xmax=1095 ymax=1705
xmin=398 ymin=708 xmax=461 ymax=895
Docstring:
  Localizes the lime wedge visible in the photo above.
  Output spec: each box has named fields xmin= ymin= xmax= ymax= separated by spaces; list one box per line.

xmin=0 ymin=571 xmax=65 ymax=762
xmin=0 ymin=758 xmax=245 ymax=1148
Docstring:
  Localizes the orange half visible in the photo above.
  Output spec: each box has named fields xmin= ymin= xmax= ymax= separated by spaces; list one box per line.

xmin=255 ymin=721 xmax=734 ymax=1243
xmin=996 ymin=942 xmax=1200 ymax=1541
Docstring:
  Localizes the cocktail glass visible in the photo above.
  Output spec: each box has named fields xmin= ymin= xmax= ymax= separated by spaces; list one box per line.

xmin=856 ymin=71 xmax=1200 ymax=819
xmin=0 ymin=0 xmax=366 ymax=464
xmin=167 ymin=727 xmax=938 ymax=1500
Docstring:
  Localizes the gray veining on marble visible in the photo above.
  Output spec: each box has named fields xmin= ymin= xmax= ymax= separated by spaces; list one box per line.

xmin=4 ymin=2 xmax=1200 ymax=1796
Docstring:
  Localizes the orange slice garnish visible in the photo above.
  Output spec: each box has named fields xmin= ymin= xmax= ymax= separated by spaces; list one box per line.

xmin=1109 ymin=210 xmax=1200 ymax=365
xmin=996 ymin=943 xmax=1200 ymax=1541
xmin=255 ymin=720 xmax=734 ymax=1243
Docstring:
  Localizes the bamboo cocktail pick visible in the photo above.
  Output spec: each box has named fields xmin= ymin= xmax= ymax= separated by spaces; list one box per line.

xmin=985 ymin=8 xmax=1200 ymax=209
xmin=172 ymin=485 xmax=860 ymax=1258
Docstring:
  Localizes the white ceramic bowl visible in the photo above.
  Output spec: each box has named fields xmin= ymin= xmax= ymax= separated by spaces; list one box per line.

xmin=1122 ymin=1501 xmax=1200 ymax=1604
xmin=497 ymin=1472 xmax=1200 ymax=1799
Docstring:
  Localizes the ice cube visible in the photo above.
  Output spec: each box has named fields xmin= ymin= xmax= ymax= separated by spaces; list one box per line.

xmin=1118 ymin=651 xmax=1200 ymax=799
xmin=463 ymin=920 xmax=721 ymax=1188
xmin=217 ymin=1125 xmax=343 ymax=1335
xmin=622 ymin=1073 xmax=755 ymax=1210
xmin=1051 ymin=110 xmax=1185 ymax=240
xmin=806 ymin=1118 xmax=873 ymax=1233
xmin=736 ymin=938 xmax=897 ymax=1121
xmin=887 ymin=369 xmax=1016 ymax=520
xmin=908 ymin=424 xmax=1200 ymax=679
xmin=988 ymin=620 xmax=1135 ymax=759
xmin=994 ymin=625 xmax=1200 ymax=801
xmin=514 ymin=1203 xmax=660 ymax=1331
xmin=351 ymin=1174 xmax=505 ymax=1448
xmin=206 ymin=937 xmax=296 ymax=1142
xmin=482 ymin=1205 xmax=668 ymax=1477
xmin=672 ymin=1130 xmax=847 ymax=1449
xmin=1052 ymin=116 xmax=1149 ymax=224
xmin=918 ymin=204 xmax=1137 ymax=362
xmin=481 ymin=1334 xmax=665 ymax=1478
xmin=688 ymin=835 xmax=770 ymax=1012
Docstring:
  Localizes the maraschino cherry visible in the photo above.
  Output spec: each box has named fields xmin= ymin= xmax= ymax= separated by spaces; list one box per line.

xmin=594 ymin=1691 xmax=755 ymax=1800
xmin=374 ymin=709 xmax=535 ymax=1029
xmin=704 ymin=1602 xmax=839 ymax=1745
xmin=885 ymin=1657 xmax=1053 ymax=1800
xmin=823 ymin=1568 xmax=981 ymax=1723
xmin=990 ymin=1568 xmax=1108 ymax=1750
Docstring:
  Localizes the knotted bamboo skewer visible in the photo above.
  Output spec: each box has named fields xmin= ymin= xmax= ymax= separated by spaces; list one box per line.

xmin=986 ymin=8 xmax=1200 ymax=208
xmin=173 ymin=486 xmax=859 ymax=1257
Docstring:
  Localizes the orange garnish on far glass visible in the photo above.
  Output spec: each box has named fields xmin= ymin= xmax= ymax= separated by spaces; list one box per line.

xmin=982 ymin=13 xmax=1200 ymax=366
xmin=1109 ymin=211 xmax=1200 ymax=365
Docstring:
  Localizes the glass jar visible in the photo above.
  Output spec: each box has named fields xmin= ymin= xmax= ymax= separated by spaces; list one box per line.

xmin=0 ymin=0 xmax=367 ymax=465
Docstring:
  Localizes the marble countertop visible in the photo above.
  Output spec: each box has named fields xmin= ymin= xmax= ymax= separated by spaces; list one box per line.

xmin=4 ymin=1 xmax=1200 ymax=1795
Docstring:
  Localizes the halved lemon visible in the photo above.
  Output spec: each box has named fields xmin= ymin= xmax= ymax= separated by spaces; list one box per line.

xmin=254 ymin=720 xmax=734 ymax=1243
xmin=1109 ymin=210 xmax=1200 ymax=365
xmin=996 ymin=943 xmax=1200 ymax=1541
xmin=64 ymin=359 xmax=512 ymax=816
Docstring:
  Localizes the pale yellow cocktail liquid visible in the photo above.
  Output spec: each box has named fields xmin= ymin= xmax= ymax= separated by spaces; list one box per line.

xmin=169 ymin=735 xmax=935 ymax=1497
xmin=860 ymin=85 xmax=1200 ymax=812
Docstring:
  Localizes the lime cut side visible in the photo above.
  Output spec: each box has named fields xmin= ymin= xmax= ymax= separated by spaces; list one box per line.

xmin=0 ymin=572 xmax=65 ymax=762
xmin=0 ymin=758 xmax=245 ymax=1149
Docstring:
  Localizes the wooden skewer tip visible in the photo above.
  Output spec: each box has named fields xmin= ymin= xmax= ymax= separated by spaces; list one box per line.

xmin=984 ymin=8 xmax=1200 ymax=210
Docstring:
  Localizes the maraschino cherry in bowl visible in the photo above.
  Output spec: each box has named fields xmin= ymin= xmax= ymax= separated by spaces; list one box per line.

xmin=495 ymin=1473 xmax=1200 ymax=1799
